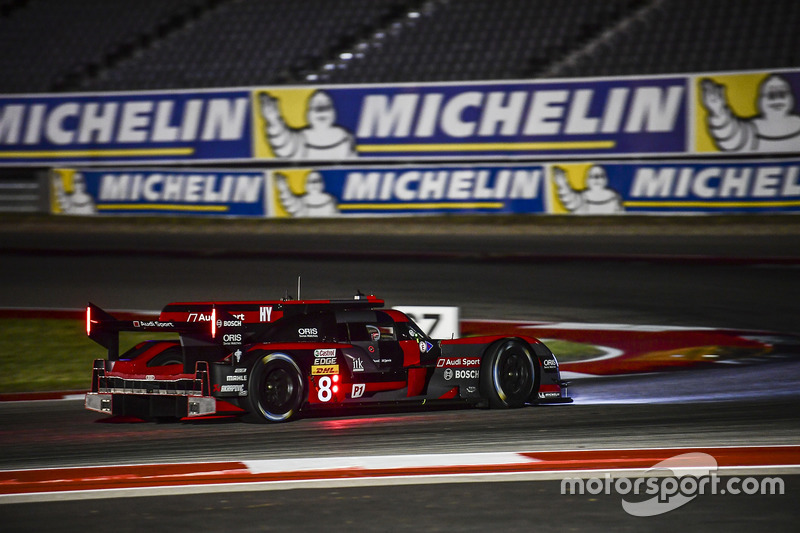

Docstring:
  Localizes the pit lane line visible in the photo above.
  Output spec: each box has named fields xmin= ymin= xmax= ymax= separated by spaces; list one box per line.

xmin=2 ymin=445 xmax=798 ymax=504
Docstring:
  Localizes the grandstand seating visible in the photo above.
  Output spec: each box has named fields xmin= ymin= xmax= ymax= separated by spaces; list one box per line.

xmin=83 ymin=0 xmax=408 ymax=91
xmin=318 ymin=0 xmax=639 ymax=83
xmin=0 ymin=0 xmax=797 ymax=94
xmin=0 ymin=0 xmax=212 ymax=94
xmin=551 ymin=0 xmax=800 ymax=78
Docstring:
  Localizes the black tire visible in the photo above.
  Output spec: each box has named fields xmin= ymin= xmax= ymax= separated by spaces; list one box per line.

xmin=480 ymin=339 xmax=536 ymax=409
xmin=246 ymin=353 xmax=305 ymax=422
xmin=147 ymin=351 xmax=183 ymax=367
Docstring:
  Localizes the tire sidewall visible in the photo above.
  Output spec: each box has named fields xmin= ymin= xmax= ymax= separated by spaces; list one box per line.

xmin=480 ymin=339 xmax=536 ymax=409
xmin=246 ymin=353 xmax=304 ymax=422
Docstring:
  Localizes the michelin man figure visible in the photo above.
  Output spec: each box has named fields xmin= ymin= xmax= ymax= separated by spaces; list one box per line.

xmin=276 ymin=171 xmax=339 ymax=217
xmin=53 ymin=172 xmax=96 ymax=215
xmin=700 ymin=74 xmax=800 ymax=153
xmin=260 ymin=90 xmax=356 ymax=160
xmin=553 ymin=165 xmax=624 ymax=214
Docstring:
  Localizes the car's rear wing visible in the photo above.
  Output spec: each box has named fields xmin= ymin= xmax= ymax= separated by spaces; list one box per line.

xmin=86 ymin=302 xmax=245 ymax=362
xmin=86 ymin=295 xmax=385 ymax=361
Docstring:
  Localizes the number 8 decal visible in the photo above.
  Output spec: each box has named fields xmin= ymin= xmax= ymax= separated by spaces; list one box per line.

xmin=318 ymin=376 xmax=332 ymax=402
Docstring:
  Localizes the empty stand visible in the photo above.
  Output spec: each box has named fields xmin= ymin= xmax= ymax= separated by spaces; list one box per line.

xmin=0 ymin=0 xmax=211 ymax=93
xmin=321 ymin=0 xmax=638 ymax=84
xmin=552 ymin=0 xmax=800 ymax=78
xmin=83 ymin=0 xmax=408 ymax=91
xmin=0 ymin=0 xmax=797 ymax=93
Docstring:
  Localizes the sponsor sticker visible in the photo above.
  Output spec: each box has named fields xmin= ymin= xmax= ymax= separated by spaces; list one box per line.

xmin=223 ymin=333 xmax=242 ymax=345
xmin=351 ymin=383 xmax=366 ymax=398
xmin=436 ymin=357 xmax=481 ymax=368
xmin=133 ymin=320 xmax=174 ymax=328
xmin=311 ymin=365 xmax=339 ymax=375
xmin=298 ymin=327 xmax=318 ymax=338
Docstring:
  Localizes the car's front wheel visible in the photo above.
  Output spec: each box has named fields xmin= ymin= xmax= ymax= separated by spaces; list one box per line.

xmin=480 ymin=339 xmax=536 ymax=408
xmin=246 ymin=353 xmax=305 ymax=422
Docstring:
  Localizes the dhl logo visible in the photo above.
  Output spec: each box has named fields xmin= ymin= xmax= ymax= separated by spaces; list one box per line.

xmin=311 ymin=365 xmax=339 ymax=375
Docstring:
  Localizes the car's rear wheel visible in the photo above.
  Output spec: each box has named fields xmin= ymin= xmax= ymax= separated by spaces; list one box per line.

xmin=480 ymin=339 xmax=536 ymax=408
xmin=246 ymin=353 xmax=304 ymax=422
xmin=147 ymin=351 xmax=183 ymax=367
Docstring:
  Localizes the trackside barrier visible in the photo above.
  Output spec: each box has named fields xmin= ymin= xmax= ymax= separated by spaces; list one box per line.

xmin=0 ymin=169 xmax=47 ymax=213
xmin=48 ymin=159 xmax=800 ymax=217
xmin=1 ymin=68 xmax=799 ymax=166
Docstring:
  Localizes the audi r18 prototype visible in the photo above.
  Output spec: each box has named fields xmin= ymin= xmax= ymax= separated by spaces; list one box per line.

xmin=85 ymin=294 xmax=570 ymax=422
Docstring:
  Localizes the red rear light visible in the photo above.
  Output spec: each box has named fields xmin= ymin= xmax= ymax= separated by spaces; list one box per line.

xmin=86 ymin=306 xmax=91 ymax=336
xmin=211 ymin=307 xmax=216 ymax=338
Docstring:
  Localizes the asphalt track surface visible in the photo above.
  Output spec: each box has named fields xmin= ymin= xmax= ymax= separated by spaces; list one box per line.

xmin=1 ymin=215 xmax=800 ymax=531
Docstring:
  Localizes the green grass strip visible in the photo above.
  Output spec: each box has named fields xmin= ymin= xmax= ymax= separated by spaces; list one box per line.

xmin=0 ymin=319 xmax=173 ymax=393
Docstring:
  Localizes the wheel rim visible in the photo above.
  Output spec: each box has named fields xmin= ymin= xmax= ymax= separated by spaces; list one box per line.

xmin=262 ymin=367 xmax=295 ymax=414
xmin=495 ymin=344 xmax=532 ymax=399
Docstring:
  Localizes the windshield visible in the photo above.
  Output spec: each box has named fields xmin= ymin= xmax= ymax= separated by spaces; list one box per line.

xmin=400 ymin=321 xmax=432 ymax=342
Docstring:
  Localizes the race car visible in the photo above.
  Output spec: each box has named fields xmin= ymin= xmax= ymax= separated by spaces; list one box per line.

xmin=85 ymin=294 xmax=570 ymax=422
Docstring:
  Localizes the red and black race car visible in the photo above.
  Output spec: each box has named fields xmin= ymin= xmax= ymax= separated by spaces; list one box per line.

xmin=85 ymin=294 xmax=570 ymax=422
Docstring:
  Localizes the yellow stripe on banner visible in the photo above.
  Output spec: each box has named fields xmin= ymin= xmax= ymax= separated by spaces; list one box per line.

xmin=96 ymin=204 xmax=229 ymax=212
xmin=356 ymin=141 xmax=616 ymax=153
xmin=625 ymin=200 xmax=800 ymax=209
xmin=339 ymin=202 xmax=505 ymax=210
xmin=0 ymin=148 xmax=195 ymax=158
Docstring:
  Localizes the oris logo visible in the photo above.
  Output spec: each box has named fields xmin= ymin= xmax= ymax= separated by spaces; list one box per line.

xmin=223 ymin=333 xmax=242 ymax=344
xmin=543 ymin=359 xmax=557 ymax=369
xmin=298 ymin=328 xmax=318 ymax=338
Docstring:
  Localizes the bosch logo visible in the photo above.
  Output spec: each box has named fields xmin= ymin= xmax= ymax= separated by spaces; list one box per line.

xmin=444 ymin=368 xmax=453 ymax=380
xmin=455 ymin=370 xmax=479 ymax=379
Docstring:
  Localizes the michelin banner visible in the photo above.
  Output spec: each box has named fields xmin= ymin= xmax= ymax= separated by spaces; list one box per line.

xmin=5 ymin=69 xmax=800 ymax=165
xmin=549 ymin=159 xmax=800 ymax=214
xmin=51 ymin=168 xmax=267 ymax=216
xmin=51 ymin=160 xmax=800 ymax=217
xmin=50 ymin=165 xmax=546 ymax=216
xmin=0 ymin=89 xmax=252 ymax=166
